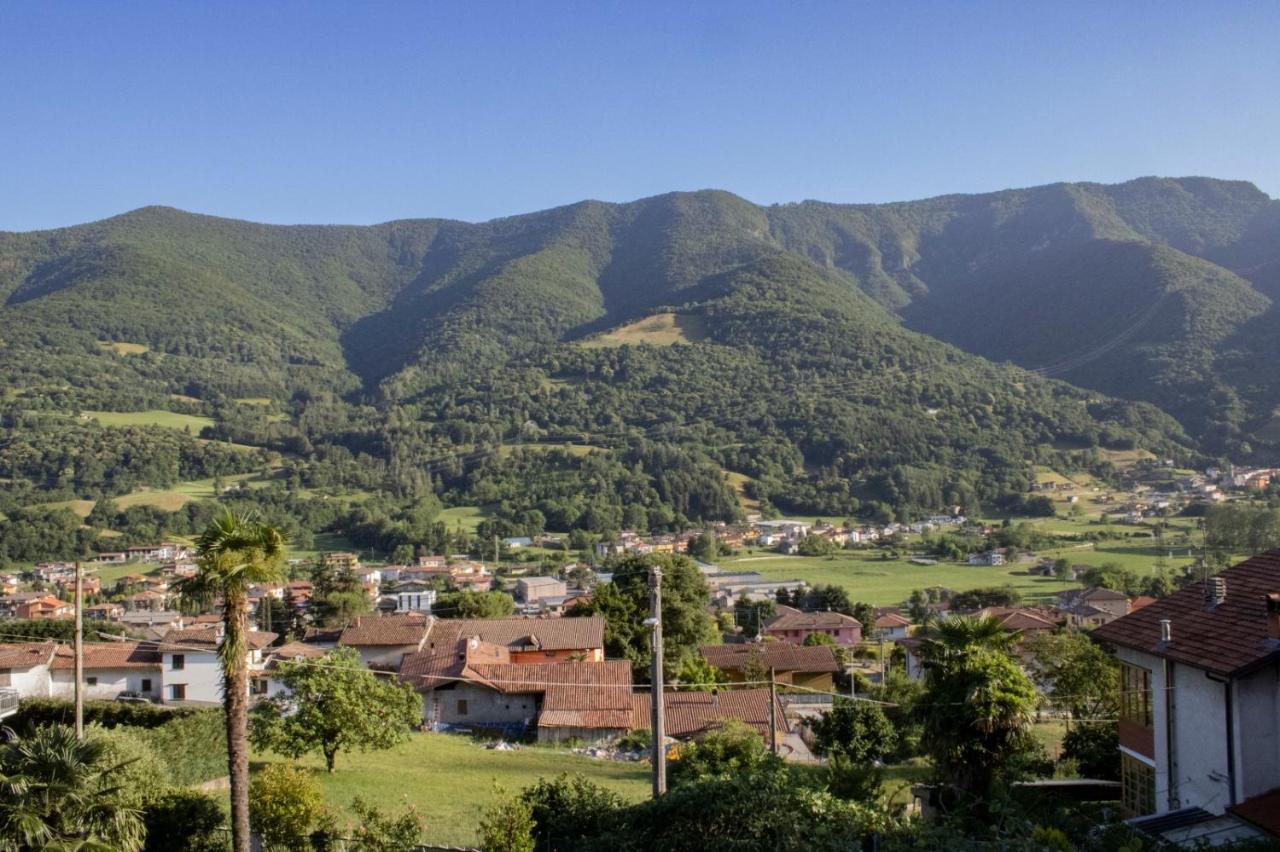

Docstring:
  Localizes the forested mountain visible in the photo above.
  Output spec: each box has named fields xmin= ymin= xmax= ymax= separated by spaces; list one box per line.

xmin=2 ymin=177 xmax=1275 ymax=549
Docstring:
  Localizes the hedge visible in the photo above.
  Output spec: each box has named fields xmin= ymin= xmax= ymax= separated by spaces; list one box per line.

xmin=12 ymin=698 xmax=206 ymax=731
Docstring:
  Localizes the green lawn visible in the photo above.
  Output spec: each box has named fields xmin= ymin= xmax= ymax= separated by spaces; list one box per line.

xmin=719 ymin=553 xmax=1080 ymax=606
xmin=83 ymin=409 xmax=215 ymax=433
xmin=252 ymin=734 xmax=649 ymax=846
xmin=437 ymin=505 xmax=493 ymax=534
xmin=289 ymin=532 xmax=363 ymax=563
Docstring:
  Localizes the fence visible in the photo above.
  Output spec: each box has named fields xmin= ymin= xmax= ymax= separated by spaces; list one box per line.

xmin=213 ymin=828 xmax=478 ymax=851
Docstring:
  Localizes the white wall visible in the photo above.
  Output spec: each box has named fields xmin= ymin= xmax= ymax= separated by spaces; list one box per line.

xmin=50 ymin=668 xmax=159 ymax=701
xmin=1234 ymin=665 xmax=1280 ymax=802
xmin=3 ymin=665 xmax=52 ymax=699
xmin=354 ymin=645 xmax=418 ymax=669
xmin=161 ymin=651 xmax=224 ymax=704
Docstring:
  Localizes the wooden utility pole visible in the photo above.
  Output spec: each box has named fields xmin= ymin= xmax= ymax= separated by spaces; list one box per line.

xmin=74 ymin=561 xmax=84 ymax=740
xmin=648 ymin=564 xmax=666 ymax=797
xmin=768 ymin=667 xmax=778 ymax=755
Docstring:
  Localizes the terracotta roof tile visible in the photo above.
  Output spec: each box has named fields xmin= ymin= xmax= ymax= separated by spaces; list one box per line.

xmin=425 ymin=616 xmax=604 ymax=653
xmin=764 ymin=606 xmax=860 ymax=631
xmin=875 ymin=612 xmax=913 ymax=629
xmin=631 ymin=688 xmax=790 ymax=739
xmin=338 ymin=614 xmax=430 ymax=647
xmin=700 ymin=642 xmax=839 ymax=674
xmin=1092 ymin=551 xmax=1280 ymax=676
xmin=51 ymin=642 xmax=161 ymax=670
xmin=161 ymin=625 xmax=277 ymax=651
xmin=0 ymin=642 xmax=56 ymax=669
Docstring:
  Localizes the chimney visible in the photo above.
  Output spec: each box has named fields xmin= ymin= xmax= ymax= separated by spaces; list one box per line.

xmin=1266 ymin=594 xmax=1280 ymax=641
xmin=1205 ymin=576 xmax=1227 ymax=609
xmin=1159 ymin=619 xmax=1172 ymax=644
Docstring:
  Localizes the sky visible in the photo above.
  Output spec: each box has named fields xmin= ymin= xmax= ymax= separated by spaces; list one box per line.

xmin=1 ymin=1 xmax=1277 ymax=231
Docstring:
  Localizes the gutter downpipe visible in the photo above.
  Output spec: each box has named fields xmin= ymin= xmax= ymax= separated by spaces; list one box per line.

xmin=1164 ymin=660 xmax=1178 ymax=811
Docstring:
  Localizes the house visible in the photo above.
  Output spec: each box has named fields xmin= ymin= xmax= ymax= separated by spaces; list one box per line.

xmin=10 ymin=595 xmax=73 ymax=620
xmin=338 ymin=613 xmax=431 ymax=668
xmin=159 ymin=624 xmax=276 ymax=704
xmin=124 ymin=590 xmax=171 ymax=612
xmin=93 ymin=552 xmax=128 ymax=564
xmin=85 ymin=603 xmax=124 ymax=621
xmin=1057 ymin=587 xmax=1132 ymax=627
xmin=322 ymin=552 xmax=360 ymax=572
xmin=258 ymin=640 xmax=329 ymax=699
xmin=395 ymin=582 xmax=437 ymax=614
xmin=968 ymin=549 xmax=1006 ymax=567
xmin=631 ymin=688 xmax=790 ymax=741
xmin=762 ymin=606 xmax=862 ymax=646
xmin=49 ymin=642 xmax=162 ymax=701
xmin=700 ymin=642 xmax=840 ymax=692
xmin=503 ymin=537 xmax=534 ymax=550
xmin=515 ymin=577 xmax=567 ymax=604
xmin=402 ymin=638 xmax=632 ymax=743
xmin=0 ymin=643 xmax=57 ymax=697
xmin=976 ymin=607 xmax=1062 ymax=642
xmin=875 ymin=611 xmax=913 ymax=640
xmin=422 ymin=616 xmax=606 ymax=663
xmin=1092 ymin=552 xmax=1280 ymax=833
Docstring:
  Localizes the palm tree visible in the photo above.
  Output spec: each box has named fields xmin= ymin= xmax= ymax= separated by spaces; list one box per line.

xmin=0 ymin=724 xmax=144 ymax=850
xmin=916 ymin=613 xmax=1018 ymax=665
xmin=179 ymin=509 xmax=287 ymax=852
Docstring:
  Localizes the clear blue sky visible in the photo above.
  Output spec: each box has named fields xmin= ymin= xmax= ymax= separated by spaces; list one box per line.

xmin=2 ymin=1 xmax=1277 ymax=231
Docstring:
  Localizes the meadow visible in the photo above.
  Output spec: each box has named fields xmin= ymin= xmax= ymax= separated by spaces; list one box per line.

xmin=251 ymin=733 xmax=649 ymax=846
xmin=82 ymin=409 xmax=215 ymax=433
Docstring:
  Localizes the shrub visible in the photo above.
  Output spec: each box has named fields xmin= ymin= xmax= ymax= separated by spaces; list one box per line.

xmin=478 ymin=790 xmax=535 ymax=852
xmin=12 ymin=698 xmax=205 ymax=731
xmin=249 ymin=764 xmax=327 ymax=852
xmin=142 ymin=789 xmax=226 ymax=852
xmin=88 ymin=723 xmax=172 ymax=806
xmin=667 ymin=720 xmax=781 ymax=788
xmin=1062 ymin=722 xmax=1120 ymax=781
xmin=520 ymin=774 xmax=624 ymax=850
xmin=141 ymin=708 xmax=227 ymax=785
xmin=615 ymin=729 xmax=652 ymax=752
xmin=806 ymin=699 xmax=897 ymax=763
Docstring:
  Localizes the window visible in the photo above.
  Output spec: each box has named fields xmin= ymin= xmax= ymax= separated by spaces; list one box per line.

xmin=170 ymin=684 xmax=186 ymax=701
xmin=1121 ymin=753 xmax=1156 ymax=816
xmin=1120 ymin=663 xmax=1152 ymax=727
xmin=250 ymin=679 xmax=268 ymax=696
xmin=141 ymin=679 xmax=152 ymax=693
xmin=86 ymin=677 xmax=98 ymax=686
xmin=171 ymin=654 xmax=185 ymax=671
xmin=457 ymin=699 xmax=468 ymax=716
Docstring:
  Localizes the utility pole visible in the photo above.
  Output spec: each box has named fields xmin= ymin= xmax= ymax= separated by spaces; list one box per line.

xmin=768 ymin=667 xmax=778 ymax=755
xmin=74 ymin=561 xmax=84 ymax=740
xmin=648 ymin=564 xmax=666 ymax=797
xmin=879 ymin=637 xmax=887 ymax=693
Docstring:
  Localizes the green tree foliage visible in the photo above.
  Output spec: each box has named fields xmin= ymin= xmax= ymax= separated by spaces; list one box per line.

xmin=519 ymin=774 xmax=625 ymax=852
xmin=250 ymin=647 xmax=422 ymax=772
xmin=567 ymin=554 xmax=716 ymax=679
xmin=1025 ymin=630 xmax=1120 ymax=719
xmin=667 ymin=720 xmax=781 ymax=788
xmin=308 ymin=564 xmax=372 ymax=627
xmin=142 ymin=789 xmax=226 ymax=852
xmin=796 ymin=534 xmax=836 ymax=556
xmin=432 ymin=589 xmax=514 ymax=619
xmin=672 ymin=656 xmax=727 ymax=690
xmin=806 ymin=699 xmax=897 ymax=763
xmin=950 ymin=586 xmax=1022 ymax=612
xmin=478 ymin=790 xmax=535 ymax=852
xmin=343 ymin=797 xmax=425 ymax=851
xmin=1061 ymin=722 xmax=1120 ymax=781
xmin=86 ymin=723 xmax=172 ymax=807
xmin=248 ymin=763 xmax=327 ymax=852
xmin=0 ymin=724 xmax=145 ymax=851
xmin=1205 ymin=502 xmax=1280 ymax=560
xmin=916 ymin=616 xmax=1041 ymax=799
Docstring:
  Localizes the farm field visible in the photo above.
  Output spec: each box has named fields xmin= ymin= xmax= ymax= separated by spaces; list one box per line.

xmin=251 ymin=733 xmax=649 ymax=847
xmin=83 ymin=409 xmax=215 ymax=433
xmin=579 ymin=312 xmax=706 ymax=348
xmin=719 ymin=552 xmax=1080 ymax=605
xmin=437 ymin=505 xmax=492 ymax=534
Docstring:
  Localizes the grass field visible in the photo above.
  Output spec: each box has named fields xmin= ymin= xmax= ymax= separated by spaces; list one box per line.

xmin=724 ymin=471 xmax=761 ymax=514
xmin=289 ymin=532 xmax=362 ymax=563
xmin=580 ymin=312 xmax=706 ymax=348
xmin=95 ymin=340 xmax=150 ymax=356
xmin=83 ymin=409 xmax=215 ymax=433
xmin=437 ymin=505 xmax=492 ymax=534
xmin=719 ymin=553 xmax=1080 ymax=606
xmin=498 ymin=442 xmax=600 ymax=458
xmin=252 ymin=734 xmax=649 ymax=846
xmin=91 ymin=560 xmax=164 ymax=585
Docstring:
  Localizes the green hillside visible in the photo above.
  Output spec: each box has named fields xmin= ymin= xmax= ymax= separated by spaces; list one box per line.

xmin=3 ymin=176 xmax=1277 ymax=558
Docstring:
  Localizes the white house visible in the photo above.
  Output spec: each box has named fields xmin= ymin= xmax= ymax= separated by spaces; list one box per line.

xmin=158 ymin=624 xmax=276 ymax=704
xmin=337 ymin=613 xmax=430 ymax=669
xmin=0 ymin=643 xmax=56 ymax=698
xmin=1094 ymin=554 xmax=1280 ymax=841
xmin=395 ymin=583 xmax=437 ymax=614
xmin=49 ymin=642 xmax=162 ymax=701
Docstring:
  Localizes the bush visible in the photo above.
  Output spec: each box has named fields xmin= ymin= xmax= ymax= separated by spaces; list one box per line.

xmin=521 ymin=774 xmax=624 ymax=851
xmin=12 ymin=698 xmax=206 ymax=731
xmin=1062 ymin=722 xmax=1120 ymax=781
xmin=141 ymin=708 xmax=227 ymax=785
xmin=88 ymin=723 xmax=172 ymax=807
xmin=806 ymin=699 xmax=896 ymax=763
xmin=614 ymin=729 xmax=652 ymax=752
xmin=824 ymin=751 xmax=884 ymax=801
xmin=249 ymin=764 xmax=327 ymax=852
xmin=143 ymin=789 xmax=226 ymax=852
xmin=478 ymin=790 xmax=535 ymax=852
xmin=668 ymin=720 xmax=781 ymax=788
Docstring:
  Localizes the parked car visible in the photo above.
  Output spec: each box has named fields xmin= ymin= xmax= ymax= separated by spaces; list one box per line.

xmin=114 ymin=691 xmax=151 ymax=704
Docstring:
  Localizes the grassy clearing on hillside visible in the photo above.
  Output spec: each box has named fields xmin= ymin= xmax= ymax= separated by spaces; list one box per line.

xmin=580 ymin=312 xmax=706 ymax=348
xmin=724 ymin=471 xmax=761 ymax=514
xmin=95 ymin=340 xmax=149 ymax=355
xmin=498 ymin=442 xmax=600 ymax=458
xmin=719 ymin=553 xmax=1080 ymax=606
xmin=289 ymin=532 xmax=362 ymax=563
xmin=437 ymin=505 xmax=492 ymax=534
xmin=40 ymin=500 xmax=96 ymax=519
xmin=90 ymin=560 xmax=165 ymax=585
xmin=251 ymin=734 xmax=649 ymax=846
xmin=83 ymin=409 xmax=215 ymax=433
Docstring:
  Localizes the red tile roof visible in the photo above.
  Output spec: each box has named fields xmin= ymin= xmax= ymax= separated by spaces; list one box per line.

xmin=978 ymin=607 xmax=1062 ymax=633
xmin=263 ymin=641 xmax=329 ymax=670
xmin=426 ymin=616 xmax=605 ymax=653
xmin=51 ymin=642 xmax=160 ymax=670
xmin=473 ymin=660 xmax=633 ymax=730
xmin=631 ymin=688 xmax=790 ymax=739
xmin=875 ymin=612 xmax=913 ymax=629
xmin=161 ymin=625 xmax=277 ymax=651
xmin=1092 ymin=551 xmax=1280 ymax=676
xmin=338 ymin=614 xmax=430 ymax=647
xmin=700 ymin=642 xmax=840 ymax=674
xmin=0 ymin=642 xmax=56 ymax=669
xmin=764 ymin=606 xmax=860 ymax=631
